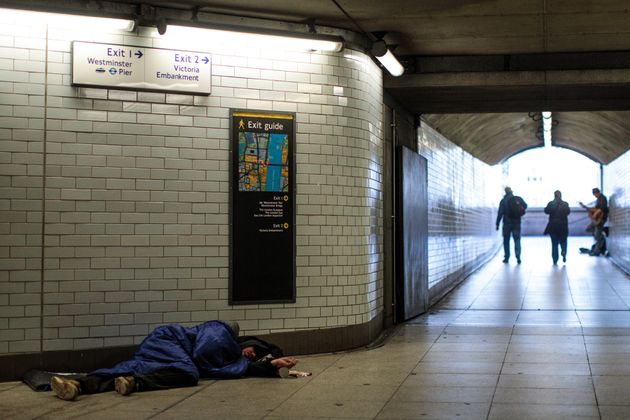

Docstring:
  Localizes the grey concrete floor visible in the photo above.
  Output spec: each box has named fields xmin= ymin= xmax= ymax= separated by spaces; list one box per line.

xmin=2 ymin=237 xmax=630 ymax=419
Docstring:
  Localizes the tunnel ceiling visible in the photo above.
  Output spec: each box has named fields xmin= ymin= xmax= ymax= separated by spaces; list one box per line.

xmin=553 ymin=111 xmax=630 ymax=164
xmin=6 ymin=0 xmax=630 ymax=164
xmin=421 ymin=111 xmax=630 ymax=165
xmin=420 ymin=114 xmax=542 ymax=166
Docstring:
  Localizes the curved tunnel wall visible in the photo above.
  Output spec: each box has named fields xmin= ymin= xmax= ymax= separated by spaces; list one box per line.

xmin=418 ymin=122 xmax=503 ymax=303
xmin=0 ymin=13 xmax=385 ymax=367
xmin=606 ymin=150 xmax=630 ymax=273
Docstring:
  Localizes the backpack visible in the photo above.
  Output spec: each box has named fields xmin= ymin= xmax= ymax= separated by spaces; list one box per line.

xmin=507 ymin=196 xmax=526 ymax=218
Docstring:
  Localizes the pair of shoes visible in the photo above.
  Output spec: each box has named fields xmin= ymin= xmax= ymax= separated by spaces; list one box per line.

xmin=517 ymin=258 xmax=521 ymax=264
xmin=51 ymin=376 xmax=80 ymax=401
xmin=115 ymin=376 xmax=136 ymax=396
xmin=502 ymin=259 xmax=509 ymax=263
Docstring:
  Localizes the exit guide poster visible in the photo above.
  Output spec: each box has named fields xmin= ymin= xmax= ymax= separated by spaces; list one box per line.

xmin=230 ymin=110 xmax=296 ymax=304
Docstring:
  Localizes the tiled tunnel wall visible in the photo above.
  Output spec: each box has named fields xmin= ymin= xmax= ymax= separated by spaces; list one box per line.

xmin=606 ymin=150 xmax=630 ymax=273
xmin=417 ymin=122 xmax=502 ymax=303
xmin=0 ymin=16 xmax=385 ymax=355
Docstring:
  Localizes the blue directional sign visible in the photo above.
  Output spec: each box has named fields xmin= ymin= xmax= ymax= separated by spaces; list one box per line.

xmin=72 ymin=41 xmax=211 ymax=94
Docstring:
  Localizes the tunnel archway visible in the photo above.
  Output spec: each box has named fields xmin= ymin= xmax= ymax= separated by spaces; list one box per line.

xmin=502 ymin=146 xmax=601 ymax=208
xmin=420 ymin=111 xmax=630 ymax=166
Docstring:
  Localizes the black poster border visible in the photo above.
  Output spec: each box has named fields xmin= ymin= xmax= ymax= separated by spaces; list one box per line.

xmin=229 ymin=109 xmax=296 ymax=305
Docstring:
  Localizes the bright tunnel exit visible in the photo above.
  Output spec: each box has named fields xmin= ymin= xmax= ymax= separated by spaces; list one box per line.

xmin=503 ymin=146 xmax=602 ymax=239
xmin=504 ymin=147 xmax=600 ymax=208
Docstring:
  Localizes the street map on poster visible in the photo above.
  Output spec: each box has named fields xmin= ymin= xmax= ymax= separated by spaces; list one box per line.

xmin=72 ymin=41 xmax=211 ymax=94
xmin=238 ymin=126 xmax=290 ymax=193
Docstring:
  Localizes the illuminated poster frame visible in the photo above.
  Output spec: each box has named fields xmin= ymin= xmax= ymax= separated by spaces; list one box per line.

xmin=229 ymin=110 xmax=296 ymax=304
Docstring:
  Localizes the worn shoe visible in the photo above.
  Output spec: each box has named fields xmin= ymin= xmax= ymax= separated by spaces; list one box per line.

xmin=115 ymin=376 xmax=136 ymax=396
xmin=517 ymin=258 xmax=521 ymax=264
xmin=502 ymin=259 xmax=509 ymax=263
xmin=51 ymin=376 xmax=80 ymax=401
xmin=562 ymin=255 xmax=566 ymax=263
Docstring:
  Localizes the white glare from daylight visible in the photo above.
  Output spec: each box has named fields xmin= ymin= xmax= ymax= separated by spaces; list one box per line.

xmin=505 ymin=147 xmax=600 ymax=207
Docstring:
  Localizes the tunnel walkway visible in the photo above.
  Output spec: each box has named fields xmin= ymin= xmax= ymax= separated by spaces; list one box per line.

xmin=422 ymin=236 xmax=630 ymax=322
xmin=3 ymin=237 xmax=630 ymax=419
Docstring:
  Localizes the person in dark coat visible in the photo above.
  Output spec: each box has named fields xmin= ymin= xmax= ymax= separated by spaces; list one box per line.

xmin=49 ymin=321 xmax=297 ymax=401
xmin=496 ymin=187 xmax=528 ymax=264
xmin=544 ymin=190 xmax=571 ymax=265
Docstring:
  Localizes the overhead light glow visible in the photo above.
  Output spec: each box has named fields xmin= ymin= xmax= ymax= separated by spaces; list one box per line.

xmin=374 ymin=49 xmax=404 ymax=77
xmin=542 ymin=111 xmax=552 ymax=148
xmin=162 ymin=25 xmax=343 ymax=53
xmin=0 ymin=8 xmax=135 ymax=31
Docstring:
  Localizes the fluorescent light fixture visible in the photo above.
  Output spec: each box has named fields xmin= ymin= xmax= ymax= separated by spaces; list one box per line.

xmin=161 ymin=25 xmax=343 ymax=52
xmin=371 ymin=40 xmax=404 ymax=76
xmin=0 ymin=8 xmax=135 ymax=31
xmin=542 ymin=111 xmax=552 ymax=148
xmin=375 ymin=49 xmax=404 ymax=76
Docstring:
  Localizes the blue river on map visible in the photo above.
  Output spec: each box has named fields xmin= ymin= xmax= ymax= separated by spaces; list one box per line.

xmin=266 ymin=133 xmax=285 ymax=191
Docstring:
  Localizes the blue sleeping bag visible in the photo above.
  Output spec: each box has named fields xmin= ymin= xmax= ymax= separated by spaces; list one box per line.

xmin=91 ymin=320 xmax=249 ymax=382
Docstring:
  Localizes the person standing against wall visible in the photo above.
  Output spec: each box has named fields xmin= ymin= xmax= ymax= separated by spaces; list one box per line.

xmin=579 ymin=187 xmax=609 ymax=256
xmin=496 ymin=187 xmax=528 ymax=264
xmin=544 ymin=190 xmax=571 ymax=265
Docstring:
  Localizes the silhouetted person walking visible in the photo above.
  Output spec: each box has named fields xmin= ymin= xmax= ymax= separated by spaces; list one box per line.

xmin=496 ymin=187 xmax=528 ymax=264
xmin=544 ymin=190 xmax=571 ymax=265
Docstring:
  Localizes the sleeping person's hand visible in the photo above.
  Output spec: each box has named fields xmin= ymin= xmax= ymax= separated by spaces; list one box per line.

xmin=271 ymin=356 xmax=297 ymax=369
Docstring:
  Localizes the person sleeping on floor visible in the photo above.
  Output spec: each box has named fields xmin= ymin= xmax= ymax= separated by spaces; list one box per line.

xmin=39 ymin=320 xmax=308 ymax=401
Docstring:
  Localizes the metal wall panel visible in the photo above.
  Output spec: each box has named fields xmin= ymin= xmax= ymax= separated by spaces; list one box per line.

xmin=396 ymin=146 xmax=429 ymax=320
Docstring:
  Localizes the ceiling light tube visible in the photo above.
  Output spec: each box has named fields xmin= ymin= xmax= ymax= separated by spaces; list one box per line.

xmin=371 ymin=40 xmax=404 ymax=76
xmin=162 ymin=25 xmax=343 ymax=52
xmin=542 ymin=111 xmax=552 ymax=148
xmin=375 ymin=49 xmax=404 ymax=76
xmin=0 ymin=8 xmax=135 ymax=31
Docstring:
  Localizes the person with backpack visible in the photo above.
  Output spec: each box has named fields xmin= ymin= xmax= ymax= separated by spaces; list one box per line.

xmin=544 ymin=190 xmax=571 ymax=265
xmin=496 ymin=187 xmax=528 ymax=264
